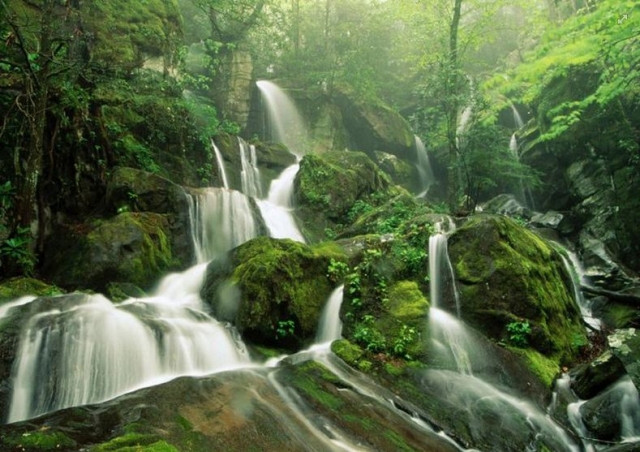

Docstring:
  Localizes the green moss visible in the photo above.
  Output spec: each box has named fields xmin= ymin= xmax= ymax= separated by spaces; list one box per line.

xmin=387 ymin=281 xmax=430 ymax=321
xmin=448 ymin=215 xmax=586 ymax=364
xmin=0 ymin=277 xmax=63 ymax=302
xmin=332 ymin=339 xmax=365 ymax=366
xmin=175 ymin=415 xmax=193 ymax=432
xmin=2 ymin=430 xmax=76 ymax=451
xmin=89 ymin=433 xmax=180 ymax=452
xmin=288 ymin=361 xmax=344 ymax=410
xmin=508 ymin=347 xmax=561 ymax=388
xmin=601 ymin=303 xmax=639 ymax=329
xmin=204 ymin=237 xmax=346 ymax=350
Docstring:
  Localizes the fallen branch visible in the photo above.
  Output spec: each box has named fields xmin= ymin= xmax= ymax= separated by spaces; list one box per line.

xmin=581 ymin=285 xmax=640 ymax=306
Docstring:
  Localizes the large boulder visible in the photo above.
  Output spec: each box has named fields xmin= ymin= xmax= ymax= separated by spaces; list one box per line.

xmin=448 ymin=215 xmax=586 ymax=366
xmin=42 ymin=212 xmax=181 ymax=292
xmin=608 ymin=328 xmax=640 ymax=391
xmin=333 ymin=87 xmax=415 ymax=161
xmin=201 ymin=237 xmax=347 ymax=351
xmin=570 ymin=350 xmax=627 ymax=399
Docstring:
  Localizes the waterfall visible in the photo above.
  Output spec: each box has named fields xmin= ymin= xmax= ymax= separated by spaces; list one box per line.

xmin=256 ymin=80 xmax=308 ymax=156
xmin=254 ymin=80 xmax=306 ymax=242
xmin=455 ymin=106 xmax=472 ymax=149
xmin=6 ymin=186 xmax=264 ymax=423
xmin=188 ymin=188 xmax=259 ymax=263
xmin=414 ymin=135 xmax=434 ymax=198
xmin=560 ymin=251 xmax=602 ymax=331
xmin=315 ymin=285 xmax=344 ymax=345
xmin=511 ymin=103 xmax=524 ymax=129
xmin=212 ymin=139 xmax=229 ymax=189
xmin=8 ymin=291 xmax=250 ymax=423
xmin=509 ymin=132 xmax=519 ymax=158
xmin=238 ymin=137 xmax=263 ymax=198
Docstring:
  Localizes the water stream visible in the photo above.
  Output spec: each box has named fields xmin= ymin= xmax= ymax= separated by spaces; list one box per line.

xmin=414 ymin=135 xmax=434 ymax=198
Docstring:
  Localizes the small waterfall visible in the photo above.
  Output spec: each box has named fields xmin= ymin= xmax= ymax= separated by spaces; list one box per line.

xmin=428 ymin=222 xmax=459 ymax=314
xmin=414 ymin=135 xmax=434 ymax=198
xmin=255 ymin=80 xmax=306 ymax=242
xmin=455 ymin=106 xmax=472 ymax=149
xmin=188 ymin=188 xmax=259 ymax=263
xmin=212 ymin=139 xmax=229 ymax=189
xmin=509 ymin=132 xmax=519 ymax=158
xmin=238 ymin=137 xmax=263 ymax=198
xmin=256 ymin=80 xmax=308 ymax=156
xmin=315 ymin=285 xmax=344 ymax=345
xmin=256 ymin=164 xmax=305 ymax=242
xmin=560 ymin=251 xmax=602 ymax=331
xmin=511 ymin=103 xmax=524 ymax=129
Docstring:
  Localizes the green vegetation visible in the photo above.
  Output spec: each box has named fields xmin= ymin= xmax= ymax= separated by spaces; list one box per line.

xmin=506 ymin=320 xmax=532 ymax=348
xmin=2 ymin=429 xmax=76 ymax=451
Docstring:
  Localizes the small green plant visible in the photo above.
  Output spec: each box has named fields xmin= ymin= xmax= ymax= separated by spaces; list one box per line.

xmin=506 ymin=320 xmax=532 ymax=347
xmin=353 ymin=315 xmax=386 ymax=353
xmin=0 ymin=227 xmax=36 ymax=275
xmin=327 ymin=258 xmax=349 ymax=283
xmin=275 ymin=320 xmax=296 ymax=340
xmin=324 ymin=227 xmax=337 ymax=240
xmin=392 ymin=324 xmax=418 ymax=359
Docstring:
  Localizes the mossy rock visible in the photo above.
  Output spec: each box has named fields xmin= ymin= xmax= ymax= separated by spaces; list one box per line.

xmin=333 ymin=86 xmax=415 ymax=161
xmin=0 ymin=428 xmax=77 ymax=451
xmin=448 ymin=215 xmax=586 ymax=369
xmin=293 ymin=151 xmax=392 ymax=241
xmin=374 ymin=151 xmax=416 ymax=189
xmin=202 ymin=237 xmax=347 ymax=350
xmin=106 ymin=167 xmax=188 ymax=215
xmin=0 ymin=278 xmax=62 ymax=303
xmin=43 ymin=213 xmax=179 ymax=292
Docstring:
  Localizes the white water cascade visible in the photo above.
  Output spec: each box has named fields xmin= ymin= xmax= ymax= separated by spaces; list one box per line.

xmin=414 ymin=135 xmax=434 ymax=198
xmin=255 ymin=80 xmax=307 ymax=242
xmin=560 ymin=250 xmax=602 ymax=331
xmin=212 ymin=139 xmax=230 ymax=189
xmin=256 ymin=80 xmax=307 ymax=155
xmin=509 ymin=132 xmax=519 ymax=159
xmin=7 ymin=188 xmax=261 ymax=423
xmin=315 ymin=285 xmax=345 ymax=345
xmin=238 ymin=137 xmax=263 ymax=198
xmin=188 ymin=188 xmax=260 ymax=263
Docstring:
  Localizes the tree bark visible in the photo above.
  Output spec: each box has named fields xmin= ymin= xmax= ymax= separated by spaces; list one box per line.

xmin=446 ymin=0 xmax=463 ymax=210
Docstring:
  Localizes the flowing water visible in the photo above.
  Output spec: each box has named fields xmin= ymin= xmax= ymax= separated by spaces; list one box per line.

xmin=212 ymin=139 xmax=230 ymax=189
xmin=315 ymin=285 xmax=344 ymax=345
xmin=238 ymin=137 xmax=263 ymax=198
xmin=414 ymin=135 xmax=434 ymax=198
xmin=425 ymin=226 xmax=580 ymax=451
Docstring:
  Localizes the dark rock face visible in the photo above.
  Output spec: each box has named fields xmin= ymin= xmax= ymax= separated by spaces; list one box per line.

xmin=608 ymin=329 xmax=640 ymax=391
xmin=523 ymin=143 xmax=640 ymax=275
xmin=571 ymin=351 xmax=627 ymax=399
xmin=332 ymin=87 xmax=415 ymax=161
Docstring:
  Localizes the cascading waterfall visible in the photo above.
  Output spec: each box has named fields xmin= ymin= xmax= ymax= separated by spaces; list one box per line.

xmin=238 ymin=137 xmax=263 ymax=198
xmin=212 ymin=139 xmax=230 ymax=189
xmin=424 ymin=223 xmax=580 ymax=450
xmin=560 ymin=250 xmax=602 ymax=331
xmin=315 ymin=285 xmax=344 ymax=345
xmin=256 ymin=80 xmax=307 ymax=155
xmin=510 ymin=103 xmax=524 ymax=129
xmin=509 ymin=132 xmax=519 ymax=158
xmin=7 ymin=188 xmax=261 ymax=423
xmin=188 ymin=188 xmax=259 ymax=263
xmin=255 ymin=80 xmax=307 ymax=242
xmin=414 ymin=135 xmax=434 ymax=198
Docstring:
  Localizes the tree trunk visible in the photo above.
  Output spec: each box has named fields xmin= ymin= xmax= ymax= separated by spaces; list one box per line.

xmin=446 ymin=0 xmax=463 ymax=210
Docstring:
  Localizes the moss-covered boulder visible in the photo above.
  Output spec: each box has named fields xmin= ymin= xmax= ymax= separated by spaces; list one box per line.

xmin=448 ymin=215 xmax=586 ymax=369
xmin=374 ymin=151 xmax=415 ymax=188
xmin=42 ymin=213 xmax=180 ymax=292
xmin=202 ymin=237 xmax=347 ymax=350
xmin=294 ymin=151 xmax=392 ymax=241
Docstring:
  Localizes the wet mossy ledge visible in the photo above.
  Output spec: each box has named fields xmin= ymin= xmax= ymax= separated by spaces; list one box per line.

xmin=201 ymin=237 xmax=348 ymax=351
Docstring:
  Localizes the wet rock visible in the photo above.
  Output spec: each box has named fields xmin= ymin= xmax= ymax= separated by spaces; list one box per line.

xmin=608 ymin=329 xmax=640 ymax=391
xmin=530 ymin=210 xmax=564 ymax=229
xmin=333 ymin=87 xmax=415 ymax=161
xmin=481 ymin=194 xmax=533 ymax=219
xmin=571 ymin=350 xmax=626 ymax=399
xmin=294 ymin=151 xmax=392 ymax=241
xmin=0 ymin=278 xmax=62 ymax=303
xmin=42 ymin=213 xmax=180 ymax=292
xmin=374 ymin=151 xmax=414 ymax=187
